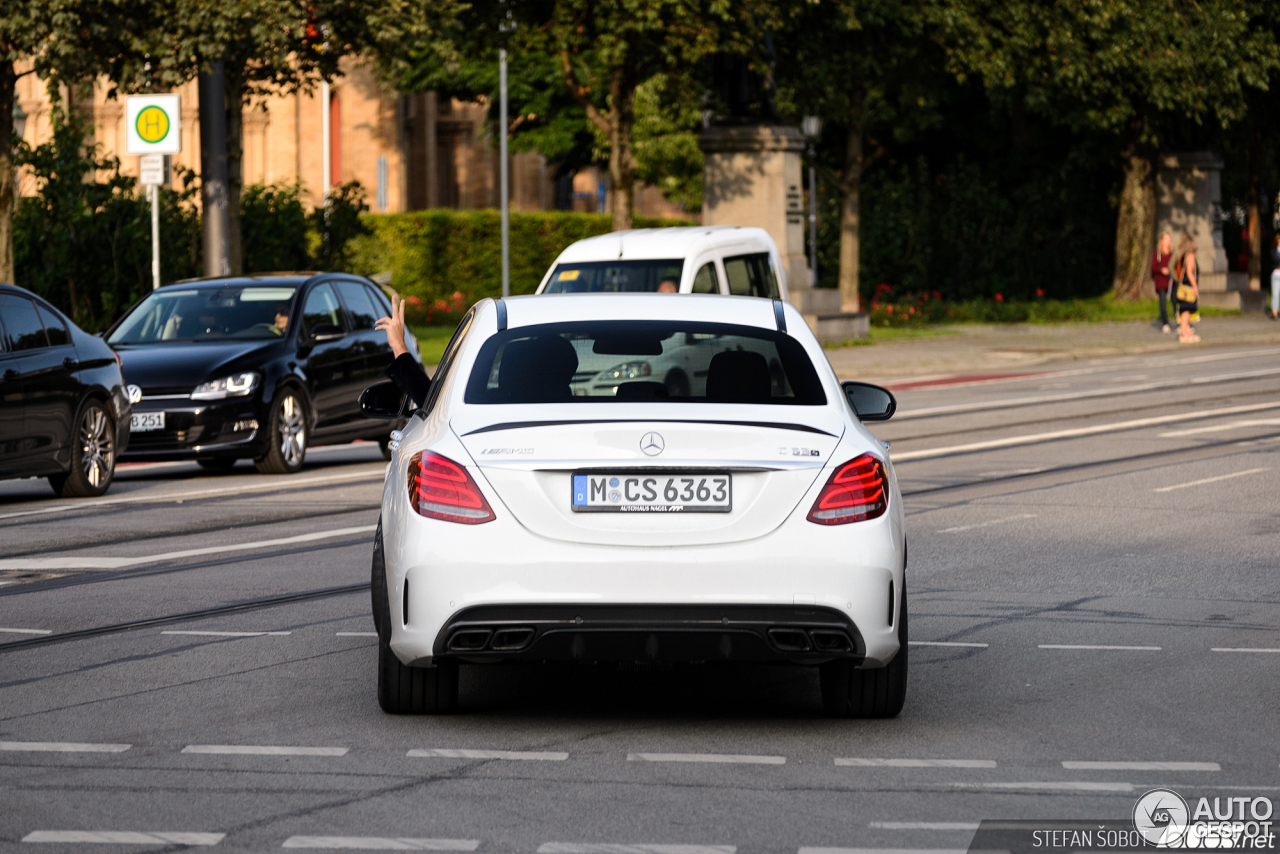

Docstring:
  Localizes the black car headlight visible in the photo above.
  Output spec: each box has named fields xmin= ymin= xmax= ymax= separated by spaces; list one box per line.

xmin=191 ymin=372 xmax=260 ymax=401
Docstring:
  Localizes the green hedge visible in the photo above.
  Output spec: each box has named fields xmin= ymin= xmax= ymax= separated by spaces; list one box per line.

xmin=347 ymin=210 xmax=694 ymax=324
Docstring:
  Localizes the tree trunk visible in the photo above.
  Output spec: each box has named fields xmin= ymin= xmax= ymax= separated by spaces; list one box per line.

xmin=1112 ymin=147 xmax=1156 ymax=300
xmin=608 ymin=70 xmax=635 ymax=232
xmin=838 ymin=92 xmax=863 ymax=313
xmin=226 ymin=68 xmax=244 ymax=275
xmin=0 ymin=61 xmax=16 ymax=286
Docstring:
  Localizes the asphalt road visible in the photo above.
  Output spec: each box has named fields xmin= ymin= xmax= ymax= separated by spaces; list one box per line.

xmin=1 ymin=342 xmax=1277 ymax=853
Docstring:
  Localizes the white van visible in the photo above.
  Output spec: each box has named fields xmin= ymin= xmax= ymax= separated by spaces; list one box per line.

xmin=534 ymin=226 xmax=787 ymax=300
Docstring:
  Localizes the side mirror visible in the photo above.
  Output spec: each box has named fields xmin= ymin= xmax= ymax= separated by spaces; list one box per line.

xmin=842 ymin=381 xmax=896 ymax=421
xmin=310 ymin=323 xmax=346 ymax=342
xmin=360 ymin=381 xmax=408 ymax=419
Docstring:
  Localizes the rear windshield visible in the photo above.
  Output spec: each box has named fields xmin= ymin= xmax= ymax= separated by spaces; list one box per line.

xmin=464 ymin=321 xmax=826 ymax=405
xmin=108 ymin=286 xmax=298 ymax=344
xmin=543 ymin=260 xmax=684 ymax=293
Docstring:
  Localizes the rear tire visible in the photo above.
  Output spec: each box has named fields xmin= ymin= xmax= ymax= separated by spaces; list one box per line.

xmin=373 ymin=521 xmax=458 ymax=714
xmin=48 ymin=399 xmax=116 ymax=498
xmin=254 ymin=389 xmax=307 ymax=475
xmin=820 ymin=587 xmax=908 ymax=718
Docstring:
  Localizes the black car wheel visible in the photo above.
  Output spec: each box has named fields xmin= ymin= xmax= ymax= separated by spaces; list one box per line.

xmin=48 ymin=399 xmax=116 ymax=498
xmin=820 ymin=586 xmax=908 ymax=718
xmin=254 ymin=389 xmax=307 ymax=475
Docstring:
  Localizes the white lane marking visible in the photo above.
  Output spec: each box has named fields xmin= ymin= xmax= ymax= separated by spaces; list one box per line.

xmin=0 ymin=628 xmax=52 ymax=635
xmin=799 ymin=848 xmax=969 ymax=854
xmin=22 ymin=831 xmax=224 ymax=844
xmin=0 ymin=526 xmax=377 ymax=571
xmin=282 ymin=838 xmax=479 ymax=851
xmin=627 ymin=752 xmax=785 ymax=765
xmin=407 ymin=748 xmax=568 ymax=761
xmin=868 ymin=824 xmax=981 ymax=831
xmin=0 ymin=741 xmax=131 ymax=753
xmin=909 ymin=642 xmax=989 ymax=648
xmin=1038 ymin=644 xmax=1160 ymax=651
xmin=336 ymin=632 xmax=378 ymax=637
xmin=892 ymin=401 xmax=1280 ymax=462
xmin=1160 ymin=419 xmax=1280 ymax=437
xmin=965 ymin=781 xmax=1135 ymax=792
xmin=1152 ymin=468 xmax=1270 ymax=493
xmin=895 ymin=366 xmax=1280 ymax=420
xmin=182 ymin=745 xmax=347 ymax=756
xmin=1061 ymin=761 xmax=1219 ymax=771
xmin=0 ymin=469 xmax=384 ymax=521
xmin=162 ymin=631 xmax=292 ymax=637
xmin=1212 ymin=647 xmax=1280 ymax=653
xmin=539 ymin=846 xmax=735 ymax=854
xmin=836 ymin=758 xmax=995 ymax=768
xmin=938 ymin=514 xmax=1036 ymax=533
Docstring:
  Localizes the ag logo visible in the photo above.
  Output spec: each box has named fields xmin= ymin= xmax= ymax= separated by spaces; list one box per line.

xmin=1133 ymin=788 xmax=1189 ymax=846
xmin=135 ymin=105 xmax=170 ymax=144
xmin=639 ymin=431 xmax=664 ymax=456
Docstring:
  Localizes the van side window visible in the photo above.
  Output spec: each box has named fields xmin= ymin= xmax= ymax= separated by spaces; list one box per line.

xmin=691 ymin=262 xmax=719 ymax=294
xmin=723 ymin=253 xmax=780 ymax=299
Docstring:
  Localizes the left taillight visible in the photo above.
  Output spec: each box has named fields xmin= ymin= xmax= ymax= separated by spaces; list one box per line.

xmin=807 ymin=454 xmax=888 ymax=525
xmin=407 ymin=450 xmax=495 ymax=524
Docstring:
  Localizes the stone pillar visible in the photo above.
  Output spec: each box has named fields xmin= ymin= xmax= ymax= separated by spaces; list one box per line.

xmin=700 ymin=124 xmax=867 ymax=341
xmin=1156 ymin=151 xmax=1259 ymax=311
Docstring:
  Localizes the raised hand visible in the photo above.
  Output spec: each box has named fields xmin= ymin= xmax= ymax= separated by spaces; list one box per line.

xmin=375 ymin=292 xmax=410 ymax=358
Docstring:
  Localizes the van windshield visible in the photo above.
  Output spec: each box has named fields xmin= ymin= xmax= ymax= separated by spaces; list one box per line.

xmin=543 ymin=260 xmax=685 ymax=293
xmin=464 ymin=321 xmax=826 ymax=405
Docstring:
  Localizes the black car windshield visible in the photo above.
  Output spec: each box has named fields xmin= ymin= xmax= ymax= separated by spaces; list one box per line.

xmin=464 ymin=321 xmax=826 ymax=405
xmin=543 ymin=260 xmax=684 ymax=293
xmin=108 ymin=286 xmax=299 ymax=344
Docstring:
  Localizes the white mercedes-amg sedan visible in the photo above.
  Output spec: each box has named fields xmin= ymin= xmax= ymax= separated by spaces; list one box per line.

xmin=362 ymin=293 xmax=906 ymax=717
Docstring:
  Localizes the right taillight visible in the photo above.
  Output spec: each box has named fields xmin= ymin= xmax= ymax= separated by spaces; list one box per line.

xmin=807 ymin=454 xmax=888 ymax=525
xmin=407 ymin=451 xmax=496 ymax=524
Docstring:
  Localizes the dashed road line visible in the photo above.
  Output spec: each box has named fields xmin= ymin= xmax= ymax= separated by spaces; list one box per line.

xmin=937 ymin=514 xmax=1036 ymax=533
xmin=868 ymin=824 xmax=980 ymax=831
xmin=1152 ymin=468 xmax=1270 ymax=492
xmin=909 ymin=642 xmax=989 ymax=649
xmin=966 ymin=781 xmax=1135 ymax=792
xmin=0 ymin=526 xmax=377 ymax=571
xmin=1038 ymin=645 xmax=1161 ymax=651
xmin=837 ymin=758 xmax=994 ymax=768
xmin=0 ymin=741 xmax=131 ymax=753
xmin=281 ymin=838 xmax=479 ymax=850
xmin=0 ymin=628 xmax=51 ymax=635
xmin=336 ymin=632 xmax=378 ymax=637
xmin=627 ymin=753 xmax=786 ymax=765
xmin=799 ymin=848 xmax=969 ymax=854
xmin=162 ymin=631 xmax=292 ymax=638
xmin=182 ymin=745 xmax=347 ymax=756
xmin=539 ymin=846 xmax=735 ymax=854
xmin=22 ymin=831 xmax=224 ymax=845
xmin=1061 ymin=761 xmax=1218 ymax=771
xmin=1212 ymin=647 xmax=1280 ymax=653
xmin=407 ymin=748 xmax=569 ymax=761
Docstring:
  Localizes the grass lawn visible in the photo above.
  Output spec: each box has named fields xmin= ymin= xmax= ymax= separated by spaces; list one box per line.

xmin=410 ymin=325 xmax=459 ymax=365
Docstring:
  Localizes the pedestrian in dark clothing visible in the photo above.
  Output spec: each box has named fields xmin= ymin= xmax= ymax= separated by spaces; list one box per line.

xmin=376 ymin=293 xmax=432 ymax=405
xmin=1151 ymin=231 xmax=1173 ymax=333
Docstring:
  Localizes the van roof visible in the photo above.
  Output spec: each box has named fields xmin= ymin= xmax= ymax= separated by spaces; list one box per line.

xmin=553 ymin=226 xmax=776 ymax=262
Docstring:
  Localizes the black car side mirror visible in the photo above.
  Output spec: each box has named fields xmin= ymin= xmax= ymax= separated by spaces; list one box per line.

xmin=360 ymin=381 xmax=409 ymax=419
xmin=842 ymin=381 xmax=896 ymax=421
xmin=310 ymin=323 xmax=346 ymax=342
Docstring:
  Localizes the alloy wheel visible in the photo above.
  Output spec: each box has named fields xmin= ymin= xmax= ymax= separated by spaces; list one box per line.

xmin=278 ymin=394 xmax=306 ymax=467
xmin=80 ymin=406 xmax=114 ymax=488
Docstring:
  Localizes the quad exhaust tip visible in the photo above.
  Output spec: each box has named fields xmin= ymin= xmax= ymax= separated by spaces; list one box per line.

xmin=446 ymin=627 xmax=535 ymax=653
xmin=767 ymin=627 xmax=854 ymax=654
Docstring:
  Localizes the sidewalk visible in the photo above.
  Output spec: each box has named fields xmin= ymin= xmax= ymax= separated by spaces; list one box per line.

xmin=823 ymin=315 xmax=1280 ymax=381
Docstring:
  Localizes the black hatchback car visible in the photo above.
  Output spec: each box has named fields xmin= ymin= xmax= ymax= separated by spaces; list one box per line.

xmin=105 ymin=273 xmax=419 ymax=473
xmin=0 ymin=283 xmax=132 ymax=496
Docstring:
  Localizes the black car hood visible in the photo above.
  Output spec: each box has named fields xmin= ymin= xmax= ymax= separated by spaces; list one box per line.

xmin=114 ymin=340 xmax=285 ymax=391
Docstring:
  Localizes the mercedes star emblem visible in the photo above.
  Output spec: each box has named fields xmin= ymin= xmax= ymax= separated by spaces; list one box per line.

xmin=639 ymin=432 xmax=665 ymax=456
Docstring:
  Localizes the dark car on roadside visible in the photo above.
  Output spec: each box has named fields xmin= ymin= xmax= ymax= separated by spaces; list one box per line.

xmin=104 ymin=273 xmax=419 ymax=474
xmin=0 ymin=283 xmax=132 ymax=497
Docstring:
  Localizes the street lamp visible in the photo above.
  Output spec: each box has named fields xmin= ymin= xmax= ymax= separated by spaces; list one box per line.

xmin=801 ymin=116 xmax=822 ymax=287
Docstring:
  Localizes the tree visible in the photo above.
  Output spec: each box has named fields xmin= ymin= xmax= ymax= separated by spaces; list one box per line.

xmin=932 ymin=0 xmax=1280 ymax=299
xmin=774 ymin=0 xmax=938 ymax=311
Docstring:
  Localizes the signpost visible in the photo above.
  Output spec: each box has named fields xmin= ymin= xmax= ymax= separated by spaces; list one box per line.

xmin=126 ymin=95 xmax=181 ymax=289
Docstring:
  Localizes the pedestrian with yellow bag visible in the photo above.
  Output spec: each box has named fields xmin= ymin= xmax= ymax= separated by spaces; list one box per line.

xmin=1173 ymin=233 xmax=1200 ymax=344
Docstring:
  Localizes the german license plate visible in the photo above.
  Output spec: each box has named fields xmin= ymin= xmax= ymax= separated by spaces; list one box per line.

xmin=130 ymin=412 xmax=165 ymax=432
xmin=572 ymin=472 xmax=731 ymax=513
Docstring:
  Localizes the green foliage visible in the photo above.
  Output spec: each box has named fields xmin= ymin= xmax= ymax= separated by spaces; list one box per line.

xmin=631 ymin=74 xmax=705 ymax=211
xmin=860 ymin=291 xmax=1233 ymax=329
xmin=240 ymin=181 xmax=309 ymax=273
xmin=346 ymin=210 xmax=694 ymax=324
xmin=308 ymin=181 xmax=372 ymax=273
